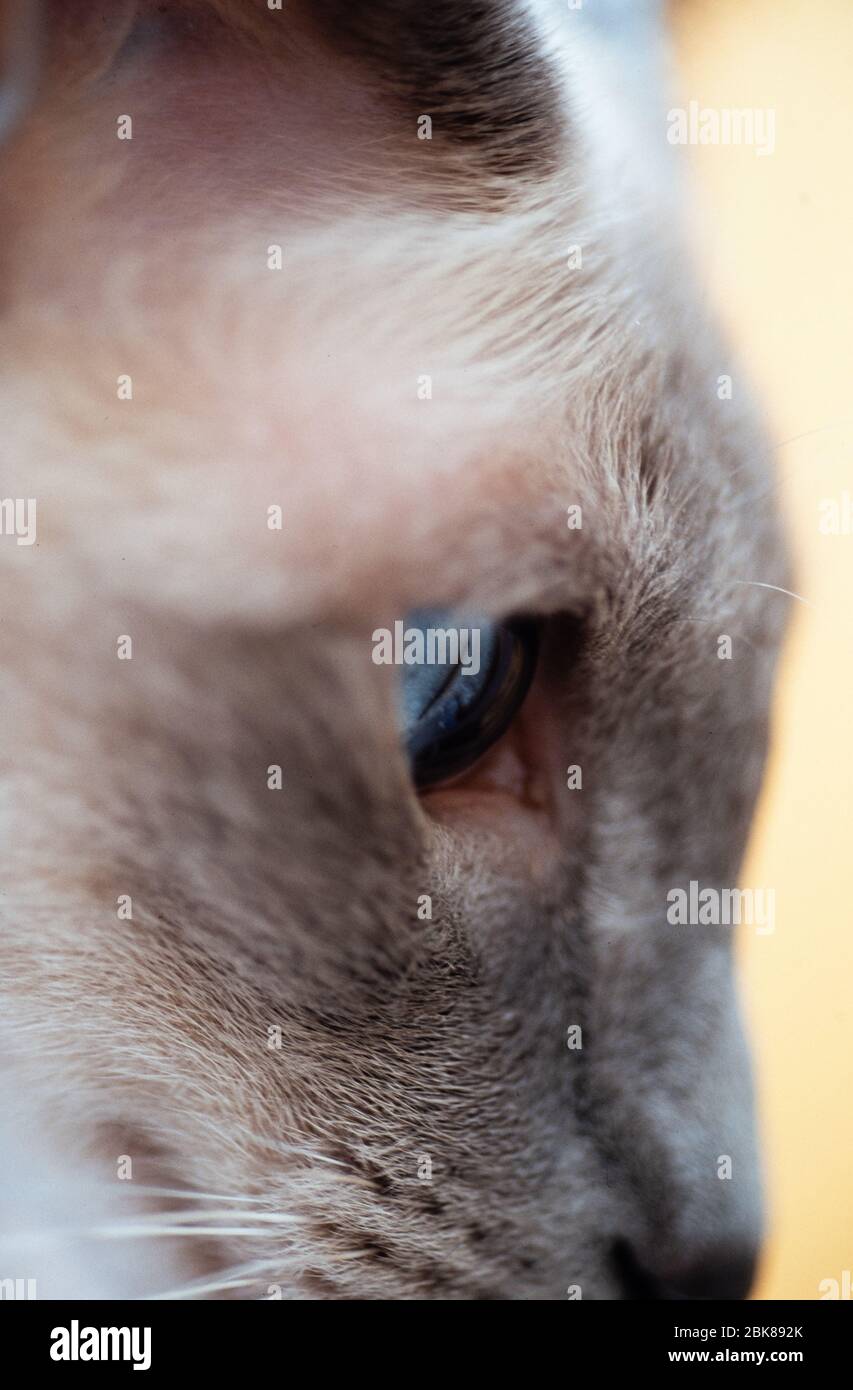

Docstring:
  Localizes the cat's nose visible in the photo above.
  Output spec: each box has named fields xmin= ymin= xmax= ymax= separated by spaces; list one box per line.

xmin=614 ymin=1239 xmax=758 ymax=1300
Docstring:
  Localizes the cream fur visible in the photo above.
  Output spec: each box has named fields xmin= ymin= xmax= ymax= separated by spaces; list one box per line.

xmin=0 ymin=0 xmax=788 ymax=1299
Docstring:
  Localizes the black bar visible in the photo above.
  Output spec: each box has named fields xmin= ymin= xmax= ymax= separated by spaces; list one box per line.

xmin=1 ymin=1298 xmax=848 ymax=1376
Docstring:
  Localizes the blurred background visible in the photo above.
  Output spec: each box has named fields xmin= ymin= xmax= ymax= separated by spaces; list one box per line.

xmin=672 ymin=0 xmax=853 ymax=1299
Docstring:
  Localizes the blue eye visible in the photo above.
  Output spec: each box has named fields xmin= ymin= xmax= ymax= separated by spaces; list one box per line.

xmin=397 ymin=612 xmax=539 ymax=789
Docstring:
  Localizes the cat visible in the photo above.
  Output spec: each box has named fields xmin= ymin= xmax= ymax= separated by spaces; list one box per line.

xmin=0 ymin=0 xmax=790 ymax=1299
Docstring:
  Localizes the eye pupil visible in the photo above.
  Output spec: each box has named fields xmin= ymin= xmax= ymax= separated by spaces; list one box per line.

xmin=398 ymin=613 xmax=539 ymax=790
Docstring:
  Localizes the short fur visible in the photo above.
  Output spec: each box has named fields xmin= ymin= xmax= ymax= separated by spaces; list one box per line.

xmin=0 ymin=0 xmax=789 ymax=1298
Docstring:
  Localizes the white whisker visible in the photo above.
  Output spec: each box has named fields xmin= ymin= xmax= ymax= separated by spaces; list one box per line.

xmin=733 ymin=580 xmax=813 ymax=606
xmin=0 ymin=1209 xmax=300 ymax=1252
xmin=151 ymin=1258 xmax=290 ymax=1301
xmin=125 ymin=1187 xmax=265 ymax=1205
xmin=92 ymin=1221 xmax=297 ymax=1239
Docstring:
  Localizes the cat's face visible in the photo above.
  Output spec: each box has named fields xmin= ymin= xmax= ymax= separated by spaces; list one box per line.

xmin=0 ymin=0 xmax=789 ymax=1298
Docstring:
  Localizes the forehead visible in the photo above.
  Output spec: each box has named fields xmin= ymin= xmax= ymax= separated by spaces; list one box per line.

xmin=2 ymin=0 xmax=770 ymax=637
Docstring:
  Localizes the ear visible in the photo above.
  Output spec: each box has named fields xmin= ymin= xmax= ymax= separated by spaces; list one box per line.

xmin=305 ymin=0 xmax=565 ymax=181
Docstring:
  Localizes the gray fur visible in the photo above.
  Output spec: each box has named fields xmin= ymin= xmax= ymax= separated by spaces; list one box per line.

xmin=0 ymin=0 xmax=788 ymax=1298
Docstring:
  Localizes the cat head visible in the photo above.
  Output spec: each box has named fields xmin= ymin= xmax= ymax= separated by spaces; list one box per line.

xmin=0 ymin=0 xmax=789 ymax=1298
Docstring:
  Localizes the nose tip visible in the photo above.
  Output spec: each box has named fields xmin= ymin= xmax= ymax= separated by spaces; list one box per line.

xmin=613 ymin=1240 xmax=758 ymax=1300
xmin=659 ymin=1248 xmax=758 ymax=1301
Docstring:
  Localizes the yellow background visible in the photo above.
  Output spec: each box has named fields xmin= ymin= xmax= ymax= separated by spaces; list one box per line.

xmin=673 ymin=0 xmax=853 ymax=1299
